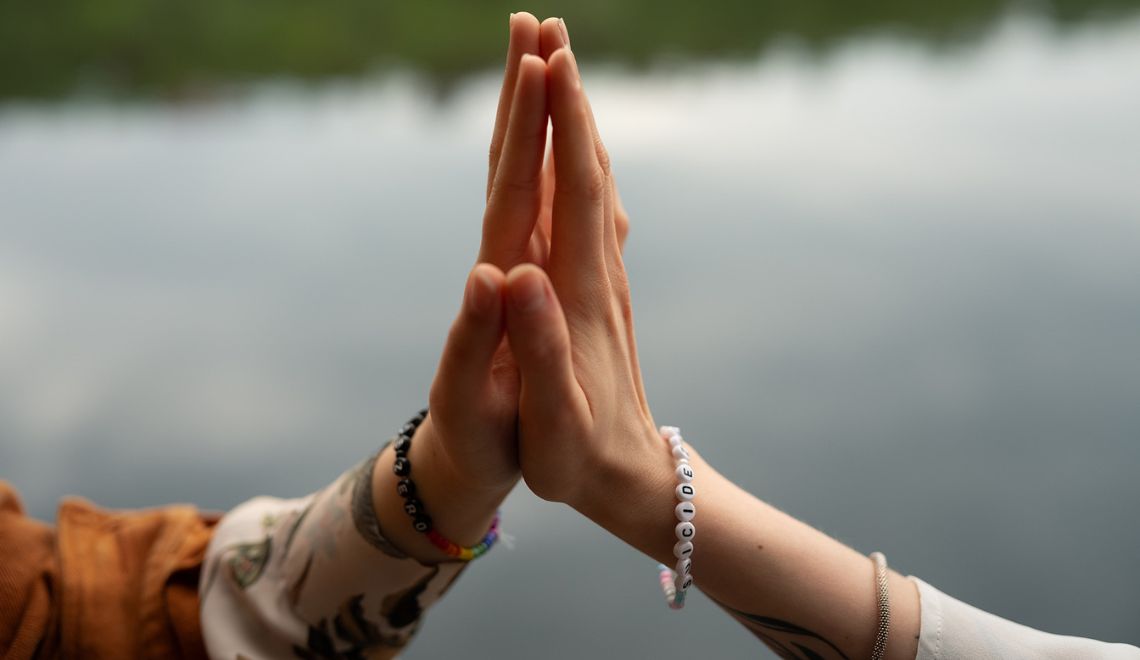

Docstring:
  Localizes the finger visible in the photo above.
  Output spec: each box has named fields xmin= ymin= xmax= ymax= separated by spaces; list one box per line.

xmin=432 ymin=264 xmax=507 ymax=413
xmin=537 ymin=142 xmax=555 ymax=245
xmin=547 ymin=47 xmax=609 ymax=291
xmin=479 ymin=54 xmax=550 ymax=268
xmin=503 ymin=264 xmax=587 ymax=419
xmin=487 ymin=12 xmax=541 ymax=200
xmin=542 ymin=18 xmax=625 ymax=257
xmin=613 ymin=179 xmax=630 ymax=251
xmin=576 ymin=92 xmax=623 ymax=278
xmin=539 ymin=16 xmax=569 ymax=60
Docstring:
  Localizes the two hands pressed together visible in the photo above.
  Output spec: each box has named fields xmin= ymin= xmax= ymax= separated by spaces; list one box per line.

xmin=373 ymin=13 xmax=655 ymax=558
xmin=4 ymin=12 xmax=1137 ymax=660
xmin=187 ymin=18 xmax=1140 ymax=657
xmin=371 ymin=14 xmax=921 ymax=660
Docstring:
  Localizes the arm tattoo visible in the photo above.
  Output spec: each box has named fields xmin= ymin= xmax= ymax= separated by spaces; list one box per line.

xmin=711 ymin=596 xmax=850 ymax=660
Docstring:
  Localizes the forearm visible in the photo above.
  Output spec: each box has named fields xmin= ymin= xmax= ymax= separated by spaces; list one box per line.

xmin=576 ymin=442 xmax=920 ymax=660
xmin=371 ymin=413 xmax=515 ymax=563
xmin=201 ymin=446 xmax=479 ymax=658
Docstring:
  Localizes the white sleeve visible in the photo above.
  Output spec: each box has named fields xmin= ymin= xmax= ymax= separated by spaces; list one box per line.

xmin=198 ymin=450 xmax=468 ymax=659
xmin=913 ymin=577 xmax=1140 ymax=659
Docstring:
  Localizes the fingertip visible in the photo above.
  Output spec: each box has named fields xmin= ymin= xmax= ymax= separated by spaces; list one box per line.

xmin=518 ymin=53 xmax=547 ymax=78
xmin=539 ymin=17 xmax=568 ymax=59
xmin=548 ymin=47 xmax=578 ymax=87
xmin=467 ymin=263 xmax=505 ymax=316
xmin=510 ymin=11 xmax=540 ymax=31
xmin=505 ymin=263 xmax=550 ymax=313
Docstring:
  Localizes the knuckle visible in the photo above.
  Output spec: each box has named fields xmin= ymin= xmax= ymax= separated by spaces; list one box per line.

xmin=615 ymin=212 xmax=630 ymax=239
xmin=594 ymin=138 xmax=612 ymax=177
xmin=490 ymin=174 xmax=542 ymax=199
xmin=573 ymin=168 xmax=608 ymax=202
xmin=560 ymin=169 xmax=608 ymax=203
xmin=610 ymin=267 xmax=631 ymax=301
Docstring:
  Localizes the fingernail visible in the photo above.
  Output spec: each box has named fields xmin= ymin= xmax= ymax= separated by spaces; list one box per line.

xmin=559 ymin=18 xmax=571 ymax=50
xmin=566 ymin=49 xmax=581 ymax=87
xmin=468 ymin=269 xmax=497 ymax=315
xmin=510 ymin=273 xmax=546 ymax=312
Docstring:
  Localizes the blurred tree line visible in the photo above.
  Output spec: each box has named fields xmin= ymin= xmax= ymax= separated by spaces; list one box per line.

xmin=1 ymin=0 xmax=1136 ymax=101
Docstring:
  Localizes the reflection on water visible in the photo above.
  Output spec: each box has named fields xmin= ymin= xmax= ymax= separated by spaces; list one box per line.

xmin=2 ymin=15 xmax=1139 ymax=658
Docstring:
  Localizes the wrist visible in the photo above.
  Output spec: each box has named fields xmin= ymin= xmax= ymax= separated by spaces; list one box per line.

xmin=418 ymin=413 xmax=520 ymax=499
xmin=371 ymin=416 xmax=515 ymax=563
xmin=414 ymin=415 xmax=519 ymax=518
xmin=569 ymin=423 xmax=698 ymax=566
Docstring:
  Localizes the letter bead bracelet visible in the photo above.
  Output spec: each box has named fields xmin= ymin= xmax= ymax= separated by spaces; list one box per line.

xmin=655 ymin=425 xmax=695 ymax=610
xmin=391 ymin=409 xmax=500 ymax=561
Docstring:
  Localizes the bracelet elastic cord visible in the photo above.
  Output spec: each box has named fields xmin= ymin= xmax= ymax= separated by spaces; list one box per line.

xmin=870 ymin=551 xmax=891 ymax=660
xmin=655 ymin=425 xmax=695 ymax=610
xmin=391 ymin=408 xmax=500 ymax=561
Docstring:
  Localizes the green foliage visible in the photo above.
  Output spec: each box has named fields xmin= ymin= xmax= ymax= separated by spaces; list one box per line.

xmin=0 ymin=0 xmax=1136 ymax=101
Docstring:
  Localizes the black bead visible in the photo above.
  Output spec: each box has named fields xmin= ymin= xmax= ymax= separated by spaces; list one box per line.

xmin=396 ymin=478 xmax=416 ymax=498
xmin=412 ymin=514 xmax=432 ymax=533
xmin=403 ymin=499 xmax=422 ymax=516
xmin=399 ymin=422 xmax=418 ymax=438
xmin=392 ymin=456 xmax=411 ymax=477
xmin=393 ymin=435 xmax=411 ymax=454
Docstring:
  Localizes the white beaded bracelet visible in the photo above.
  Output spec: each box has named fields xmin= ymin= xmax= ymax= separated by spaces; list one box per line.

xmin=655 ymin=425 xmax=695 ymax=610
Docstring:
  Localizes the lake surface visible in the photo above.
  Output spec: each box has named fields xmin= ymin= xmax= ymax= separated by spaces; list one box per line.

xmin=2 ymin=13 xmax=1139 ymax=657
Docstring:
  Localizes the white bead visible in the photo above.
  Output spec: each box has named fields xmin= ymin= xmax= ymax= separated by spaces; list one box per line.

xmin=660 ymin=425 xmax=680 ymax=438
xmin=675 ymin=573 xmax=694 ymax=591
xmin=675 ymin=501 xmax=696 ymax=522
xmin=675 ymin=483 xmax=695 ymax=501
xmin=675 ymin=557 xmax=692 ymax=576
xmin=673 ymin=540 xmax=694 ymax=559
xmin=669 ymin=434 xmax=683 ymax=448
xmin=675 ymin=521 xmax=696 ymax=541
xmin=671 ymin=445 xmax=690 ymax=461
xmin=677 ymin=457 xmax=689 ymax=465
xmin=675 ymin=464 xmax=694 ymax=482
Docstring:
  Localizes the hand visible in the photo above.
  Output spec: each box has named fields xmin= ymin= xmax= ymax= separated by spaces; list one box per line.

xmin=368 ymin=14 xmax=550 ymax=560
xmin=427 ymin=15 xmax=629 ymax=496
xmin=421 ymin=13 xmax=550 ymax=495
xmin=500 ymin=42 xmax=664 ymax=509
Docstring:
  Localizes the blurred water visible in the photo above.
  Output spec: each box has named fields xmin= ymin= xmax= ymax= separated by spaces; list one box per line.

xmin=2 ymin=14 xmax=1139 ymax=657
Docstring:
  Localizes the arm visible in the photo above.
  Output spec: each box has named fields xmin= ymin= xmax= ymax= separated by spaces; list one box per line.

xmin=199 ymin=13 xmax=550 ymax=657
xmin=581 ymin=448 xmax=921 ymax=659
xmin=498 ymin=40 xmax=921 ymax=659
xmin=501 ymin=29 xmax=1140 ymax=660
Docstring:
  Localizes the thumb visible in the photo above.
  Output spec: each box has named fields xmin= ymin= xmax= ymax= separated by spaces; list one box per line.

xmin=503 ymin=264 xmax=585 ymax=419
xmin=430 ymin=263 xmax=507 ymax=416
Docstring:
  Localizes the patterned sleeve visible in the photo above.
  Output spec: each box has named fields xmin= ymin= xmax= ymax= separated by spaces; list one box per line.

xmin=199 ymin=446 xmax=468 ymax=659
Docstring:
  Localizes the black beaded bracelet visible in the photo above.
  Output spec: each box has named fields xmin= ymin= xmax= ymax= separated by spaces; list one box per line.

xmin=391 ymin=408 xmax=430 ymax=532
xmin=390 ymin=408 xmax=501 ymax=560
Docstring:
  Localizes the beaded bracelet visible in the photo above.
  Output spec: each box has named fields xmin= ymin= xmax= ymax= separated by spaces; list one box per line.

xmin=655 ymin=425 xmax=695 ymax=610
xmin=391 ymin=408 xmax=501 ymax=561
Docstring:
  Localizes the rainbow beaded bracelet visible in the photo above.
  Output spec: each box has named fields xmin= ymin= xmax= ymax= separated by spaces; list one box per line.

xmin=391 ymin=408 xmax=501 ymax=561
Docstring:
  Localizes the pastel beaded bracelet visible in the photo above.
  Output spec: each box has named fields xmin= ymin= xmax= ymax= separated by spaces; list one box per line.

xmin=655 ymin=425 xmax=695 ymax=610
xmin=391 ymin=408 xmax=501 ymax=561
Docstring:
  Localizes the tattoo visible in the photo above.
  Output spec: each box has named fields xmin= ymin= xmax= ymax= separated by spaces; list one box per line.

xmin=350 ymin=443 xmax=409 ymax=559
xmin=712 ymin=597 xmax=849 ymax=660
